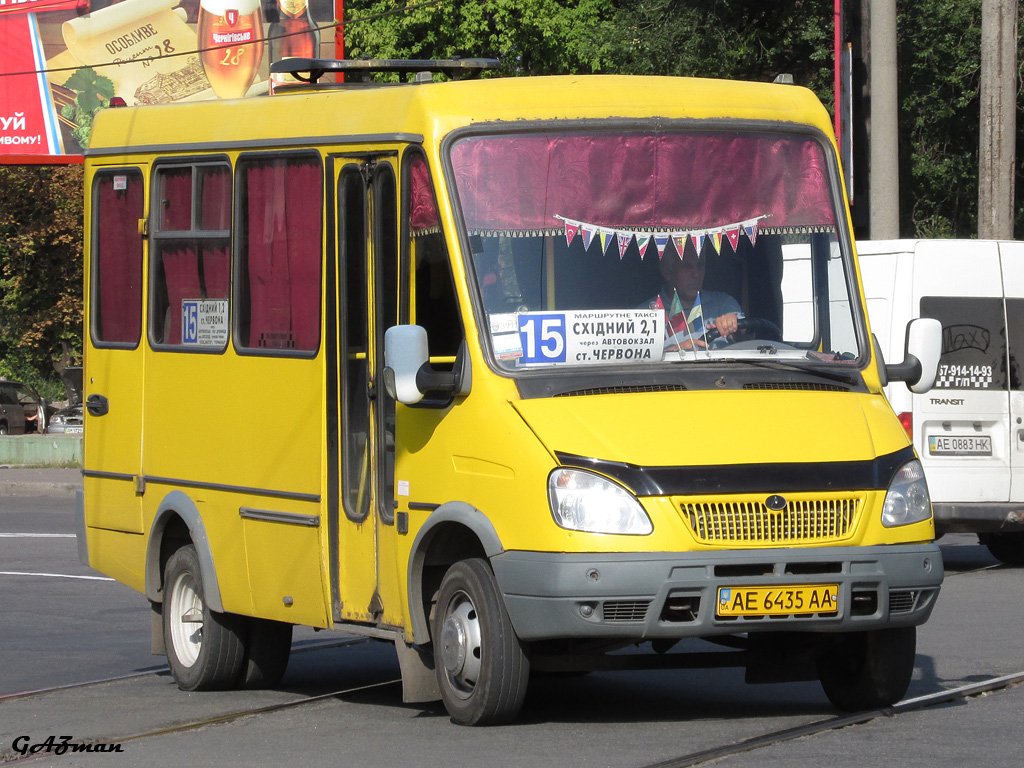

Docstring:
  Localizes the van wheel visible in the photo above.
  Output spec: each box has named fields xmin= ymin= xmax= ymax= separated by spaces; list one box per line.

xmin=0 ymin=422 xmax=8 ymax=435
xmin=981 ymin=532 xmax=1024 ymax=565
xmin=238 ymin=618 xmax=293 ymax=689
xmin=162 ymin=545 xmax=245 ymax=691
xmin=817 ymin=626 xmax=916 ymax=711
xmin=432 ymin=558 xmax=529 ymax=725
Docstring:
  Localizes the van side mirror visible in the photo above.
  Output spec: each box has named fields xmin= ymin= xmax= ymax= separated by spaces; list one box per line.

xmin=383 ymin=325 xmax=471 ymax=407
xmin=885 ymin=317 xmax=942 ymax=394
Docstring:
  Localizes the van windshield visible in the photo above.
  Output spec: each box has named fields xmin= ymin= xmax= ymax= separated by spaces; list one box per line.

xmin=447 ymin=129 xmax=863 ymax=370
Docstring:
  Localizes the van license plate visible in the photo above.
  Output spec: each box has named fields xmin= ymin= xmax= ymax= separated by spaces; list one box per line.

xmin=717 ymin=584 xmax=839 ymax=617
xmin=928 ymin=435 xmax=992 ymax=456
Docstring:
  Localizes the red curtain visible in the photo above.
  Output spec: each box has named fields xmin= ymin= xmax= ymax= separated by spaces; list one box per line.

xmin=450 ymin=132 xmax=836 ymax=233
xmin=199 ymin=166 xmax=232 ymax=230
xmin=159 ymin=169 xmax=192 ymax=231
xmin=95 ymin=174 xmax=143 ymax=343
xmin=244 ymin=158 xmax=322 ymax=351
xmin=161 ymin=245 xmax=201 ymax=345
xmin=409 ymin=153 xmax=440 ymax=235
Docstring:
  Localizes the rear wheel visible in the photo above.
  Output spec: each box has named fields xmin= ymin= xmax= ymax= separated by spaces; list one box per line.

xmin=817 ymin=626 xmax=916 ymax=711
xmin=433 ymin=558 xmax=529 ymax=725
xmin=980 ymin=532 xmax=1024 ymax=565
xmin=162 ymin=544 xmax=245 ymax=691
xmin=238 ymin=618 xmax=293 ymax=689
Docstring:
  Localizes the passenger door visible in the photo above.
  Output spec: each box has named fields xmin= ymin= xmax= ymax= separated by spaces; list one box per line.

xmin=83 ymin=167 xmax=147 ymax=536
xmin=1000 ymin=242 xmax=1024 ymax=504
xmin=329 ymin=156 xmax=400 ymax=625
xmin=914 ymin=240 xmax=1011 ymax=506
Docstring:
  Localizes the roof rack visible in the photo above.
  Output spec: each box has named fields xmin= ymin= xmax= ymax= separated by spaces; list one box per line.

xmin=269 ymin=58 xmax=501 ymax=85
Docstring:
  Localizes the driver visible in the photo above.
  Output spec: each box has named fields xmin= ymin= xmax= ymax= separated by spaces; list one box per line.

xmin=647 ymin=244 xmax=742 ymax=350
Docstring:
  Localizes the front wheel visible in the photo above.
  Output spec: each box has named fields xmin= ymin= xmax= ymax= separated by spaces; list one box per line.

xmin=162 ymin=544 xmax=245 ymax=691
xmin=817 ymin=626 xmax=916 ymax=711
xmin=432 ymin=558 xmax=530 ymax=725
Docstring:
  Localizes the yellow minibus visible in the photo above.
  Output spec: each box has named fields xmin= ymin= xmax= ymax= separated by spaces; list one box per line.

xmin=78 ymin=58 xmax=943 ymax=725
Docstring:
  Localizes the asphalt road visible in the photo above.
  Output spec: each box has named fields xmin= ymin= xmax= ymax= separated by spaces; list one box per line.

xmin=2 ymin=493 xmax=1023 ymax=768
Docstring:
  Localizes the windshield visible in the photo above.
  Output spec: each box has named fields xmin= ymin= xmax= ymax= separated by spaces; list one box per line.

xmin=448 ymin=129 xmax=863 ymax=371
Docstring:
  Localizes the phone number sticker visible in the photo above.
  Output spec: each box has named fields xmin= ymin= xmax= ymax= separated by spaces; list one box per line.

xmin=491 ymin=310 xmax=665 ymax=366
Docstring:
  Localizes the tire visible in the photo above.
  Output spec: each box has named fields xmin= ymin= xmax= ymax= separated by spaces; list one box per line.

xmin=981 ymin=532 xmax=1024 ymax=565
xmin=0 ymin=422 xmax=8 ymax=435
xmin=817 ymin=626 xmax=916 ymax=711
xmin=432 ymin=558 xmax=530 ymax=725
xmin=162 ymin=545 xmax=245 ymax=691
xmin=238 ymin=618 xmax=293 ymax=689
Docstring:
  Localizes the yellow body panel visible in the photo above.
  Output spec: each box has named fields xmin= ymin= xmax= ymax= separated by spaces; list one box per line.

xmin=81 ymin=73 xmax=928 ymax=651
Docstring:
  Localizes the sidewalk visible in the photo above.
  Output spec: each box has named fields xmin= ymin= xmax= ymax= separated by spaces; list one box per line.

xmin=0 ymin=467 xmax=83 ymax=498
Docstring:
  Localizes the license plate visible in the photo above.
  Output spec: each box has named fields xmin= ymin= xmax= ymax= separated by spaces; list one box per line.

xmin=928 ymin=434 xmax=992 ymax=456
xmin=65 ymin=426 xmax=83 ymax=434
xmin=717 ymin=584 xmax=839 ymax=617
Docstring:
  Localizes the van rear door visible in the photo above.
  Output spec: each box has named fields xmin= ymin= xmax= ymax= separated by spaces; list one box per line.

xmin=914 ymin=240 xmax=1011 ymax=507
xmin=999 ymin=242 xmax=1024 ymax=505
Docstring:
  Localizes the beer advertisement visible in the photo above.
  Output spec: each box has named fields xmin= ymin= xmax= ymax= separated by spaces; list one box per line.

xmin=0 ymin=0 xmax=332 ymax=160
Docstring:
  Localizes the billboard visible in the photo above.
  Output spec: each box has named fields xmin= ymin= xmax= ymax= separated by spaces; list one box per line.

xmin=0 ymin=0 xmax=337 ymax=161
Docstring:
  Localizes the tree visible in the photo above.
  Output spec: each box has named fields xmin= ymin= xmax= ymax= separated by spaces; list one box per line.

xmin=344 ymin=0 xmax=615 ymax=76
xmin=0 ymin=165 xmax=84 ymax=399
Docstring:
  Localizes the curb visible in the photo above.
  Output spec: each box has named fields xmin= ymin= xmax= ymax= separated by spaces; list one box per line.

xmin=0 ymin=480 xmax=81 ymax=499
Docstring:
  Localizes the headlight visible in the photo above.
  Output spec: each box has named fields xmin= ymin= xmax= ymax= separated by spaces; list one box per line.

xmin=881 ymin=460 xmax=932 ymax=527
xmin=50 ymin=414 xmax=65 ymax=426
xmin=547 ymin=468 xmax=652 ymax=535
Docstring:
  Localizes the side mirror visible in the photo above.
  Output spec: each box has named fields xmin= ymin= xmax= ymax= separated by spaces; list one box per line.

xmin=885 ymin=317 xmax=942 ymax=394
xmin=383 ymin=325 xmax=471 ymax=407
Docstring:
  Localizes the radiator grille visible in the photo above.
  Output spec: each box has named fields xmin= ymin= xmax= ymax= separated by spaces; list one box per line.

xmin=681 ymin=495 xmax=862 ymax=545
xmin=602 ymin=600 xmax=651 ymax=622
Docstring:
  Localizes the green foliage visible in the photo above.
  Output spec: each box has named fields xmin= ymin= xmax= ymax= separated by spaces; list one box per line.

xmin=0 ymin=165 xmax=83 ymax=399
xmin=61 ymin=68 xmax=116 ymax=148
xmin=345 ymin=0 xmax=615 ymax=77
xmin=595 ymin=0 xmax=834 ymax=98
xmin=897 ymin=0 xmax=984 ymax=237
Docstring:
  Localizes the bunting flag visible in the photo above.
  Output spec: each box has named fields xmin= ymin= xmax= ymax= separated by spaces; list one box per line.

xmin=555 ymin=214 xmax=768 ymax=259
xmin=565 ymin=221 xmax=580 ymax=246
xmin=671 ymin=235 xmax=686 ymax=258
xmin=616 ymin=232 xmax=633 ymax=259
xmin=691 ymin=232 xmax=705 ymax=254
xmin=636 ymin=235 xmax=652 ymax=260
xmin=710 ymin=232 xmax=723 ymax=254
xmin=654 ymin=235 xmax=670 ymax=258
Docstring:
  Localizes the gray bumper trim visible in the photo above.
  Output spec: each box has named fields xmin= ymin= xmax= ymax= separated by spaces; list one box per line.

xmin=933 ymin=503 xmax=1024 ymax=534
xmin=491 ymin=544 xmax=943 ymax=642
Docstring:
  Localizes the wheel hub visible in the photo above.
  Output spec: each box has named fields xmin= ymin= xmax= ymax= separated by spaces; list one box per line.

xmin=438 ymin=591 xmax=482 ymax=696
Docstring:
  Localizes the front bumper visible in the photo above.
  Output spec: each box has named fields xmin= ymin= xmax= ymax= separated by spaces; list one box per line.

xmin=491 ymin=543 xmax=942 ymax=641
xmin=934 ymin=502 xmax=1024 ymax=534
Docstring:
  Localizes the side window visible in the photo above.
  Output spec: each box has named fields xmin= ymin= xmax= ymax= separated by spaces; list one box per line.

xmin=235 ymin=154 xmax=323 ymax=354
xmin=339 ymin=167 xmax=370 ymax=522
xmin=150 ymin=162 xmax=231 ymax=349
xmin=921 ymin=296 xmax=1008 ymax=391
xmin=1005 ymin=298 xmax=1024 ymax=391
xmin=92 ymin=169 xmax=144 ymax=346
xmin=404 ymin=151 xmax=462 ymax=358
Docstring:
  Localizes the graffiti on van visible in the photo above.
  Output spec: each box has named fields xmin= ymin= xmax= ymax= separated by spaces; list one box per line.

xmin=942 ymin=324 xmax=990 ymax=355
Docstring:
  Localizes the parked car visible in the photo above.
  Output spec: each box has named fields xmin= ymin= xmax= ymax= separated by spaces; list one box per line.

xmin=45 ymin=366 xmax=83 ymax=435
xmin=0 ymin=380 xmax=48 ymax=435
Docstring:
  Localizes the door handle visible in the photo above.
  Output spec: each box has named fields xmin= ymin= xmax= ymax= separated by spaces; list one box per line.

xmin=86 ymin=394 xmax=109 ymax=417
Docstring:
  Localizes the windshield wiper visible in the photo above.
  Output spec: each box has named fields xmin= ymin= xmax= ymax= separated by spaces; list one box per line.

xmin=725 ymin=357 xmax=861 ymax=387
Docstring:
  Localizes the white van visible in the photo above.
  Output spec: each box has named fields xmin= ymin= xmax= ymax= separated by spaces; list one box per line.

xmin=857 ymin=239 xmax=1024 ymax=564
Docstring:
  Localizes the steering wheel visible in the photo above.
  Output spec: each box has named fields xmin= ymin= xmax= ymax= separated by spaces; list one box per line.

xmin=702 ymin=317 xmax=783 ymax=347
